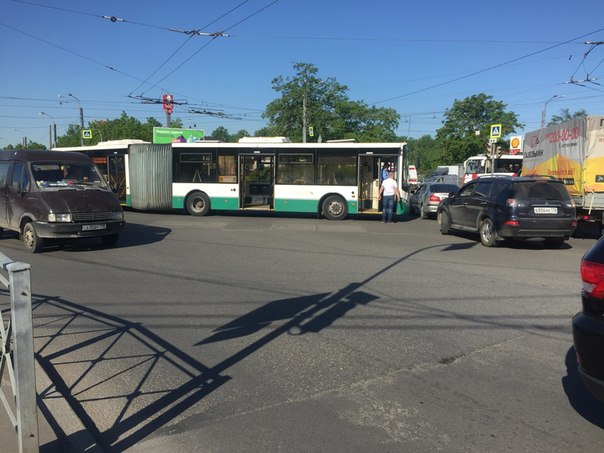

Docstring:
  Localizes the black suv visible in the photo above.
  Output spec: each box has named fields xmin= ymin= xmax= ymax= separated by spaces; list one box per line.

xmin=573 ymin=236 xmax=604 ymax=402
xmin=437 ymin=176 xmax=576 ymax=247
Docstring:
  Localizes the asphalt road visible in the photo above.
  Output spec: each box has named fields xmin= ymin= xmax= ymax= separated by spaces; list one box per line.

xmin=2 ymin=210 xmax=604 ymax=452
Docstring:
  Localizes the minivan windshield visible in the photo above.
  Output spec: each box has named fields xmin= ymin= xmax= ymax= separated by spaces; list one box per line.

xmin=32 ymin=162 xmax=109 ymax=189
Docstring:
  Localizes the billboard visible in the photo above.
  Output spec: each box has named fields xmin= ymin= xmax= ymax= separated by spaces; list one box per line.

xmin=153 ymin=127 xmax=205 ymax=144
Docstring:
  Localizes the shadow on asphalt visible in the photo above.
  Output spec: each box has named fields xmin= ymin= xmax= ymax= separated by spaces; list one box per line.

xmin=31 ymin=283 xmax=377 ymax=452
xmin=562 ymin=347 xmax=604 ymax=428
xmin=30 ymin=241 xmax=519 ymax=451
xmin=0 ymin=222 xmax=172 ymax=253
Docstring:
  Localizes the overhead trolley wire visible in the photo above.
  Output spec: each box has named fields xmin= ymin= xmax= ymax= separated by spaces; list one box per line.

xmin=371 ymin=26 xmax=604 ymax=105
xmin=145 ymin=0 xmax=281 ymax=92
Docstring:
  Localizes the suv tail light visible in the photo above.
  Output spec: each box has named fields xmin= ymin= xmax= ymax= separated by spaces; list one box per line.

xmin=506 ymin=198 xmax=517 ymax=207
xmin=581 ymin=259 xmax=604 ymax=298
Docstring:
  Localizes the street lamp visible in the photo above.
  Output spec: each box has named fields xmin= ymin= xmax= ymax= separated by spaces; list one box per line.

xmin=13 ymin=128 xmax=27 ymax=148
xmin=59 ymin=93 xmax=85 ymax=145
xmin=541 ymin=95 xmax=564 ymax=130
xmin=39 ymin=112 xmax=57 ymax=149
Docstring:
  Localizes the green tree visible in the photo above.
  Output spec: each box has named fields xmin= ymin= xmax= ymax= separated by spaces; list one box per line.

xmin=404 ymin=135 xmax=440 ymax=173
xmin=548 ymin=108 xmax=588 ymax=126
xmin=231 ymin=129 xmax=250 ymax=142
xmin=263 ymin=62 xmax=399 ymax=142
xmin=4 ymin=140 xmax=47 ymax=150
xmin=56 ymin=112 xmax=180 ymax=146
xmin=435 ymin=94 xmax=523 ymax=164
xmin=209 ymin=126 xmax=231 ymax=142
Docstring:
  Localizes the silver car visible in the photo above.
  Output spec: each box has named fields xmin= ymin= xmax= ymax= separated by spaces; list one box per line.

xmin=409 ymin=182 xmax=459 ymax=219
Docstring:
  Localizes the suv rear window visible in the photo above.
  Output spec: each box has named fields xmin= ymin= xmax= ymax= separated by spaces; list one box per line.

xmin=511 ymin=181 xmax=571 ymax=202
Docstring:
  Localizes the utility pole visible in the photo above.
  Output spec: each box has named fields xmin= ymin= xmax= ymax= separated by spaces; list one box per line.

xmin=541 ymin=95 xmax=563 ymax=130
xmin=302 ymin=93 xmax=307 ymax=144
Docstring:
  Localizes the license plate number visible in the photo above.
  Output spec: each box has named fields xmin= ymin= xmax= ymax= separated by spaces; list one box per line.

xmin=534 ymin=207 xmax=557 ymax=214
xmin=82 ymin=224 xmax=106 ymax=231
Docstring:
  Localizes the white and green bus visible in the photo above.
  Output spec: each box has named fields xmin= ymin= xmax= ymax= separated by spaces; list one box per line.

xmin=54 ymin=138 xmax=409 ymax=220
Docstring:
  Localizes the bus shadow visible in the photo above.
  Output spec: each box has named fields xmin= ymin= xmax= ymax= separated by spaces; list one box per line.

xmin=30 ymin=283 xmax=375 ymax=452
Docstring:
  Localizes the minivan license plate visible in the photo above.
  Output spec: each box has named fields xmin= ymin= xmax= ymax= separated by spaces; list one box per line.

xmin=82 ymin=224 xmax=106 ymax=231
xmin=534 ymin=207 xmax=557 ymax=214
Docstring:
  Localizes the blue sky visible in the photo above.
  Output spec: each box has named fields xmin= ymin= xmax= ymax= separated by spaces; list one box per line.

xmin=1 ymin=0 xmax=603 ymax=148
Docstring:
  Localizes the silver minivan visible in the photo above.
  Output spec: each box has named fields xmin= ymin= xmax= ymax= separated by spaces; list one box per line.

xmin=0 ymin=150 xmax=125 ymax=252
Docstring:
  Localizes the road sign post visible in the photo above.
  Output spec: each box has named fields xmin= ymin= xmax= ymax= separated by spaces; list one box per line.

xmin=490 ymin=124 xmax=502 ymax=175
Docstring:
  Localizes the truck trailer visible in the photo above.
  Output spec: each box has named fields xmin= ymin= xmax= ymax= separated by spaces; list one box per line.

xmin=522 ymin=116 xmax=604 ymax=230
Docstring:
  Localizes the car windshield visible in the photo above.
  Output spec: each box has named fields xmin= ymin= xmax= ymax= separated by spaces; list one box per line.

xmin=32 ymin=162 xmax=109 ymax=189
xmin=431 ymin=184 xmax=459 ymax=193
xmin=511 ymin=181 xmax=571 ymax=202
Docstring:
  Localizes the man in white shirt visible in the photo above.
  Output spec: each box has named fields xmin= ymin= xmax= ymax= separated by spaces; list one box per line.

xmin=378 ymin=170 xmax=400 ymax=223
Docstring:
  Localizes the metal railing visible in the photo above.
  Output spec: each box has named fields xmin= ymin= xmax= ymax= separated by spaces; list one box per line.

xmin=0 ymin=252 xmax=39 ymax=453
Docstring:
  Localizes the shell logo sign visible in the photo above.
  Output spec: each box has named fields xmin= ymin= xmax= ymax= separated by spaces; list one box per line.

xmin=509 ymin=135 xmax=523 ymax=155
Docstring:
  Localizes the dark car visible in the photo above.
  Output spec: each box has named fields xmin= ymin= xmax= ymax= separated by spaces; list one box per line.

xmin=436 ymin=176 xmax=576 ymax=247
xmin=0 ymin=150 xmax=125 ymax=252
xmin=573 ymin=236 xmax=604 ymax=402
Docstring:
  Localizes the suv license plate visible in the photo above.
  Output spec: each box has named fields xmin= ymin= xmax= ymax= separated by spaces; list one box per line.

xmin=82 ymin=224 xmax=106 ymax=231
xmin=534 ymin=207 xmax=557 ymax=214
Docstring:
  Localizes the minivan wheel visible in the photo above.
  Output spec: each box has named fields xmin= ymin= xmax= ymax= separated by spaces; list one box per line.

xmin=22 ymin=222 xmax=43 ymax=253
xmin=479 ymin=218 xmax=498 ymax=247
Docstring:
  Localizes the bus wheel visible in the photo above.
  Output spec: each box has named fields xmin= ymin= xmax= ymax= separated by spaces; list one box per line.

xmin=186 ymin=192 xmax=210 ymax=216
xmin=22 ymin=222 xmax=43 ymax=253
xmin=322 ymin=195 xmax=347 ymax=221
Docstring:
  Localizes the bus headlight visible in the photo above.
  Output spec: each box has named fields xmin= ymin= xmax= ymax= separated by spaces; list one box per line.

xmin=110 ymin=211 xmax=124 ymax=220
xmin=48 ymin=213 xmax=72 ymax=222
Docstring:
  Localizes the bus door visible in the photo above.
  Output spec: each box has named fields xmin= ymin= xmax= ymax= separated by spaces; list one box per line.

xmin=239 ymin=154 xmax=275 ymax=210
xmin=358 ymin=155 xmax=394 ymax=213
xmin=107 ymin=153 xmax=127 ymax=204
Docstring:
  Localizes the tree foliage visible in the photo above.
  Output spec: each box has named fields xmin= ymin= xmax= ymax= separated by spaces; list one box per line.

xmin=548 ymin=108 xmax=588 ymax=126
xmin=263 ymin=62 xmax=399 ymax=142
xmin=435 ymin=94 xmax=523 ymax=164
xmin=55 ymin=112 xmax=181 ymax=146
xmin=208 ymin=126 xmax=250 ymax=142
xmin=3 ymin=140 xmax=47 ymax=150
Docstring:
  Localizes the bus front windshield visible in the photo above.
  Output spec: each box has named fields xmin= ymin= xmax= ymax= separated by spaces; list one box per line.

xmin=32 ymin=162 xmax=109 ymax=189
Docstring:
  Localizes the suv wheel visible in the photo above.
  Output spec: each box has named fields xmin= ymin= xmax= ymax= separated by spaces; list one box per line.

xmin=438 ymin=211 xmax=451 ymax=235
xmin=479 ymin=218 xmax=498 ymax=247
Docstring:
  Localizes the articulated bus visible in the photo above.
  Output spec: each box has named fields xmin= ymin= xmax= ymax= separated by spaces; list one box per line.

xmin=53 ymin=138 xmax=409 ymax=220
